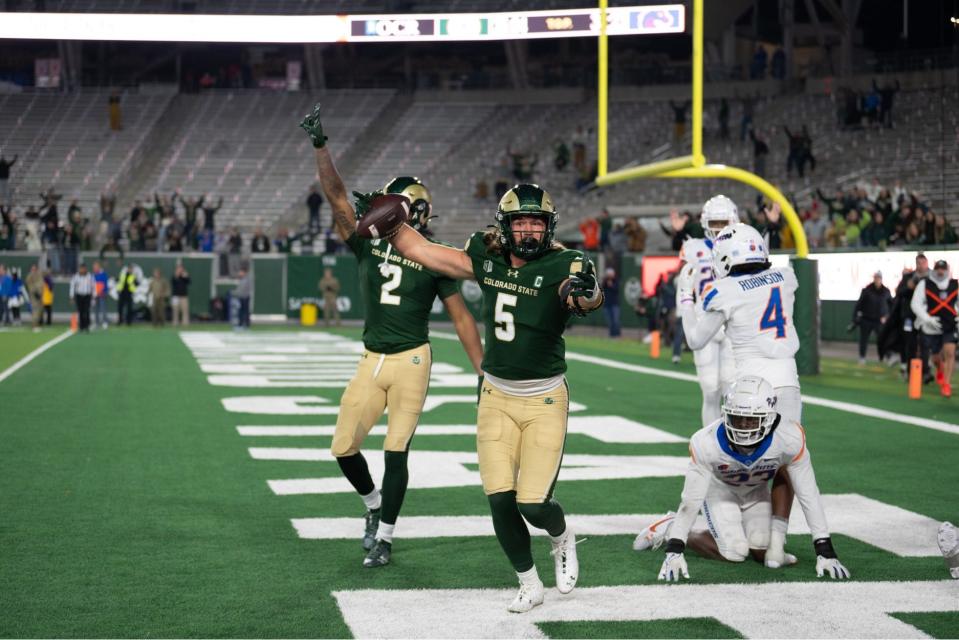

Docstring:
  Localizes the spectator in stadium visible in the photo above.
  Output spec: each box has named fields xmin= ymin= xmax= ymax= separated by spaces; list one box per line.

xmin=572 ymin=125 xmax=587 ymax=173
xmin=669 ymin=100 xmax=690 ymax=141
xmin=579 ymin=216 xmax=599 ymax=251
xmin=859 ymin=210 xmax=889 ymax=248
xmin=23 ymin=264 xmax=43 ymax=329
xmin=932 ymin=214 xmax=958 ymax=245
xmin=802 ymin=205 xmax=828 ymax=248
xmin=770 ymin=46 xmax=786 ymax=79
xmin=307 ymin=185 xmax=324 ymax=231
xmin=800 ymin=125 xmax=815 ymax=175
xmin=853 ymin=271 xmax=892 ymax=365
xmin=783 ymin=125 xmax=805 ymax=178
xmin=108 ymin=92 xmax=122 ymax=131
xmin=816 ymin=187 xmax=846 ymax=220
xmin=70 ymin=263 xmax=95 ymax=332
xmin=0 ymin=264 xmax=7 ymax=324
xmin=553 ymin=139 xmax=570 ymax=171
xmin=625 ymin=217 xmax=647 ymax=252
xmin=602 ymin=268 xmax=621 ymax=338
xmin=99 ymin=191 xmax=116 ymax=223
xmin=92 ymin=261 xmax=109 ymax=329
xmin=878 ymin=81 xmax=905 ymax=126
xmin=473 ymin=179 xmax=489 ymax=200
xmin=41 ymin=269 xmax=53 ymax=326
xmin=661 ymin=209 xmax=703 ymax=252
xmin=750 ymin=44 xmax=767 ymax=79
xmin=0 ymin=152 xmax=17 ymax=204
xmin=142 ymin=216 xmax=158 ymax=252
xmin=42 ymin=219 xmax=63 ymax=273
xmin=179 ymin=195 xmax=203 ymax=248
xmin=233 ymin=267 xmax=252 ymax=329
xmin=863 ymin=87 xmax=881 ymax=127
xmin=748 ymin=128 xmax=768 ymax=178
xmin=318 ymin=268 xmax=341 ymax=327
xmin=227 ymin=227 xmax=243 ymax=275
xmin=0 ymin=204 xmax=16 ymax=250
xmin=148 ymin=268 xmax=170 ymax=328
xmin=608 ymin=223 xmax=628 ymax=272
xmin=274 ymin=227 xmax=292 ymax=253
xmin=251 ymin=228 xmax=270 ymax=253
xmin=202 ymin=195 xmax=223 ymax=231
xmin=116 ymin=263 xmax=139 ymax=326
xmin=129 ymin=199 xmax=145 ymax=224
xmin=718 ymin=98 xmax=730 ymax=139
xmin=739 ymin=93 xmax=757 ymax=141
xmin=198 ymin=228 xmax=215 ymax=253
xmin=166 ymin=229 xmax=184 ymax=252
xmin=171 ymin=263 xmax=191 ymax=327
xmin=656 ymin=271 xmax=683 ymax=364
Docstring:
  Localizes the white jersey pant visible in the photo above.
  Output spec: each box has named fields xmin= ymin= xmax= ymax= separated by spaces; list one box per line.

xmin=702 ymin=481 xmax=771 ymax=562
xmin=774 ymin=385 xmax=803 ymax=424
xmin=693 ymin=336 xmax=737 ymax=426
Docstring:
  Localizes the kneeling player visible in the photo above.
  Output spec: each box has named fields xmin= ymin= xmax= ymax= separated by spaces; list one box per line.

xmin=636 ymin=375 xmax=850 ymax=581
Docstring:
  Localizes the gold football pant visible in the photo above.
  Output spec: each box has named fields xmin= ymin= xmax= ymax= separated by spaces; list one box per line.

xmin=476 ymin=381 xmax=569 ymax=504
xmin=331 ymin=343 xmax=431 ymax=457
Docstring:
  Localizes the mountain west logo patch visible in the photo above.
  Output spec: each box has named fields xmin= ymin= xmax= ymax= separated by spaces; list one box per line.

xmin=534 ymin=275 xmax=543 ymax=288
xmin=483 ymin=260 xmax=493 ymax=273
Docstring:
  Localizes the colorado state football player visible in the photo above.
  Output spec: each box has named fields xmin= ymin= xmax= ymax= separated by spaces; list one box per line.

xmin=300 ymin=104 xmax=484 ymax=568
xmin=676 ymin=221 xmax=801 ymax=569
xmin=638 ymin=375 xmax=850 ymax=582
xmin=371 ymin=183 xmax=603 ymax=613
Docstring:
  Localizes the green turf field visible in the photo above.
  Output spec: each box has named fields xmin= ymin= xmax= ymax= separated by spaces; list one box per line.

xmin=0 ymin=326 xmax=956 ymax=638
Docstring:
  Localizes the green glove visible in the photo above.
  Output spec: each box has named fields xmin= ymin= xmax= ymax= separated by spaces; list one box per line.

xmin=299 ymin=103 xmax=327 ymax=148
xmin=351 ymin=190 xmax=384 ymax=218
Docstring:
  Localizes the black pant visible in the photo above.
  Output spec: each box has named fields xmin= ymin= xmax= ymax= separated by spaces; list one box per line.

xmin=238 ymin=297 xmax=250 ymax=327
xmin=118 ymin=291 xmax=134 ymax=325
xmin=43 ymin=305 xmax=52 ymax=325
xmin=858 ymin=319 xmax=880 ymax=359
xmin=75 ymin=294 xmax=92 ymax=331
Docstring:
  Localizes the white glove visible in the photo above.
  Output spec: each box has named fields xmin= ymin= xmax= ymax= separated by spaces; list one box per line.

xmin=922 ymin=316 xmax=943 ymax=333
xmin=816 ymin=556 xmax=851 ymax=579
xmin=676 ymin=264 xmax=696 ymax=307
xmin=658 ymin=552 xmax=690 ymax=581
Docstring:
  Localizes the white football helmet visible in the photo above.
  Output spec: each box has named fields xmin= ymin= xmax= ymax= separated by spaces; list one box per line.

xmin=711 ymin=223 xmax=768 ymax=278
xmin=701 ymin=195 xmax=740 ymax=240
xmin=722 ymin=375 xmax=778 ymax=447
xmin=679 ymin=237 xmax=712 ymax=264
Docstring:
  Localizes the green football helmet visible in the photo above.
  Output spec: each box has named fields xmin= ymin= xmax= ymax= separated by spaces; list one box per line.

xmin=495 ymin=183 xmax=558 ymax=259
xmin=384 ymin=176 xmax=432 ymax=231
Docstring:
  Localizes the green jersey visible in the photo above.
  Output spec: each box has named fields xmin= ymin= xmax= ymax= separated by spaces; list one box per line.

xmin=464 ymin=231 xmax=590 ymax=380
xmin=347 ymin=233 xmax=459 ymax=354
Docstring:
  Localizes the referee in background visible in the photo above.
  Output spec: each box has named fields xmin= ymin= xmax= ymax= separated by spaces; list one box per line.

xmin=70 ymin=263 xmax=95 ymax=332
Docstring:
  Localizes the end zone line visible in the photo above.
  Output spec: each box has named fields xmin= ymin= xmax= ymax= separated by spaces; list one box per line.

xmin=0 ymin=330 xmax=73 ymax=385
xmin=430 ymin=331 xmax=959 ymax=436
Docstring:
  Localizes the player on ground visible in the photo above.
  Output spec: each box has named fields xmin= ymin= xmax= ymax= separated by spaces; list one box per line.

xmin=679 ymin=194 xmax=740 ymax=425
xmin=676 ymin=221 xmax=800 ymax=568
xmin=910 ymin=259 xmax=957 ymax=398
xmin=637 ymin=375 xmax=850 ymax=581
xmin=366 ymin=183 xmax=603 ymax=613
xmin=299 ymin=104 xmax=484 ymax=569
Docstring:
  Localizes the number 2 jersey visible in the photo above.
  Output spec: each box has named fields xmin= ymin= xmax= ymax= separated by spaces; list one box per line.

xmin=681 ymin=238 xmax=725 ymax=344
xmin=669 ymin=418 xmax=831 ymax=544
xmin=347 ymin=233 xmax=459 ymax=354
xmin=700 ymin=266 xmax=800 ymax=387
xmin=464 ymin=231 xmax=590 ymax=381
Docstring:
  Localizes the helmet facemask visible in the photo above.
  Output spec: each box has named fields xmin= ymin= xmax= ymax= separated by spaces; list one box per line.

xmin=384 ymin=177 xmax=434 ymax=231
xmin=496 ymin=184 xmax=557 ymax=260
xmin=721 ymin=375 xmax=779 ymax=449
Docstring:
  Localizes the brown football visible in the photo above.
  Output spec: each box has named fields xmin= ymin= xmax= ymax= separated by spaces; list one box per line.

xmin=356 ymin=193 xmax=410 ymax=239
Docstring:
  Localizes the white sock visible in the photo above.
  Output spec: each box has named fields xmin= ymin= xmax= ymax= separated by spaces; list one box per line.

xmin=771 ymin=516 xmax=789 ymax=536
xmin=361 ymin=489 xmax=381 ymax=511
xmin=376 ymin=522 xmax=395 ymax=543
xmin=769 ymin=516 xmax=788 ymax=552
xmin=516 ymin=565 xmax=541 ymax=586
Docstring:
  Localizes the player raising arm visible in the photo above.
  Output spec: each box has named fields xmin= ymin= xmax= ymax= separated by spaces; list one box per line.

xmin=638 ymin=375 xmax=850 ymax=582
xmin=365 ymin=183 xmax=603 ymax=613
xmin=299 ymin=103 xmax=483 ymax=569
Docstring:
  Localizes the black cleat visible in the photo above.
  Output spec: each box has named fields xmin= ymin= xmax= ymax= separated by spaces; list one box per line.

xmin=363 ymin=509 xmax=380 ymax=551
xmin=363 ymin=539 xmax=392 ymax=568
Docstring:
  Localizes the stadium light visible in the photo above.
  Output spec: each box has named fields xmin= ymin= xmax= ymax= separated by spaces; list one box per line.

xmin=0 ymin=5 xmax=684 ymax=43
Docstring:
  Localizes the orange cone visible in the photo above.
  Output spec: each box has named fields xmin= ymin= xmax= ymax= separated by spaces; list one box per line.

xmin=908 ymin=358 xmax=922 ymax=399
xmin=70 ymin=313 xmax=79 ymax=331
xmin=650 ymin=330 xmax=661 ymax=359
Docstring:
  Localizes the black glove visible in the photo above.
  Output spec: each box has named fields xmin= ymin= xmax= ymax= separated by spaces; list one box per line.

xmin=351 ymin=190 xmax=384 ymax=218
xmin=299 ymin=103 xmax=328 ymax=149
xmin=561 ymin=257 xmax=599 ymax=317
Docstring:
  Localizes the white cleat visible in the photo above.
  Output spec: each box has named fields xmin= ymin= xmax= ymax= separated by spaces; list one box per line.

xmin=938 ymin=521 xmax=959 ymax=579
xmin=633 ymin=511 xmax=675 ymax=551
xmin=550 ymin=529 xmax=579 ymax=594
xmin=507 ymin=580 xmax=545 ymax=613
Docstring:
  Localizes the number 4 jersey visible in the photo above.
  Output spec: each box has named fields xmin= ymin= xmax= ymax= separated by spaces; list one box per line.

xmin=347 ymin=234 xmax=459 ymax=354
xmin=701 ymin=266 xmax=800 ymax=388
xmin=464 ymin=231 xmax=589 ymax=381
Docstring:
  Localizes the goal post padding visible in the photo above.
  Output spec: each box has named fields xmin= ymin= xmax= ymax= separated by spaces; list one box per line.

xmin=791 ymin=256 xmax=820 ymax=376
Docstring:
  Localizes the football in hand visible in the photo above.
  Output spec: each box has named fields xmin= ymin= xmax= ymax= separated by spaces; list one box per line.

xmin=356 ymin=193 xmax=410 ymax=239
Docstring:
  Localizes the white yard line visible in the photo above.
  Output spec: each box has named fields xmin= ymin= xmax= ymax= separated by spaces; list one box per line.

xmin=430 ymin=331 xmax=959 ymax=435
xmin=0 ymin=330 xmax=73 ymax=385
